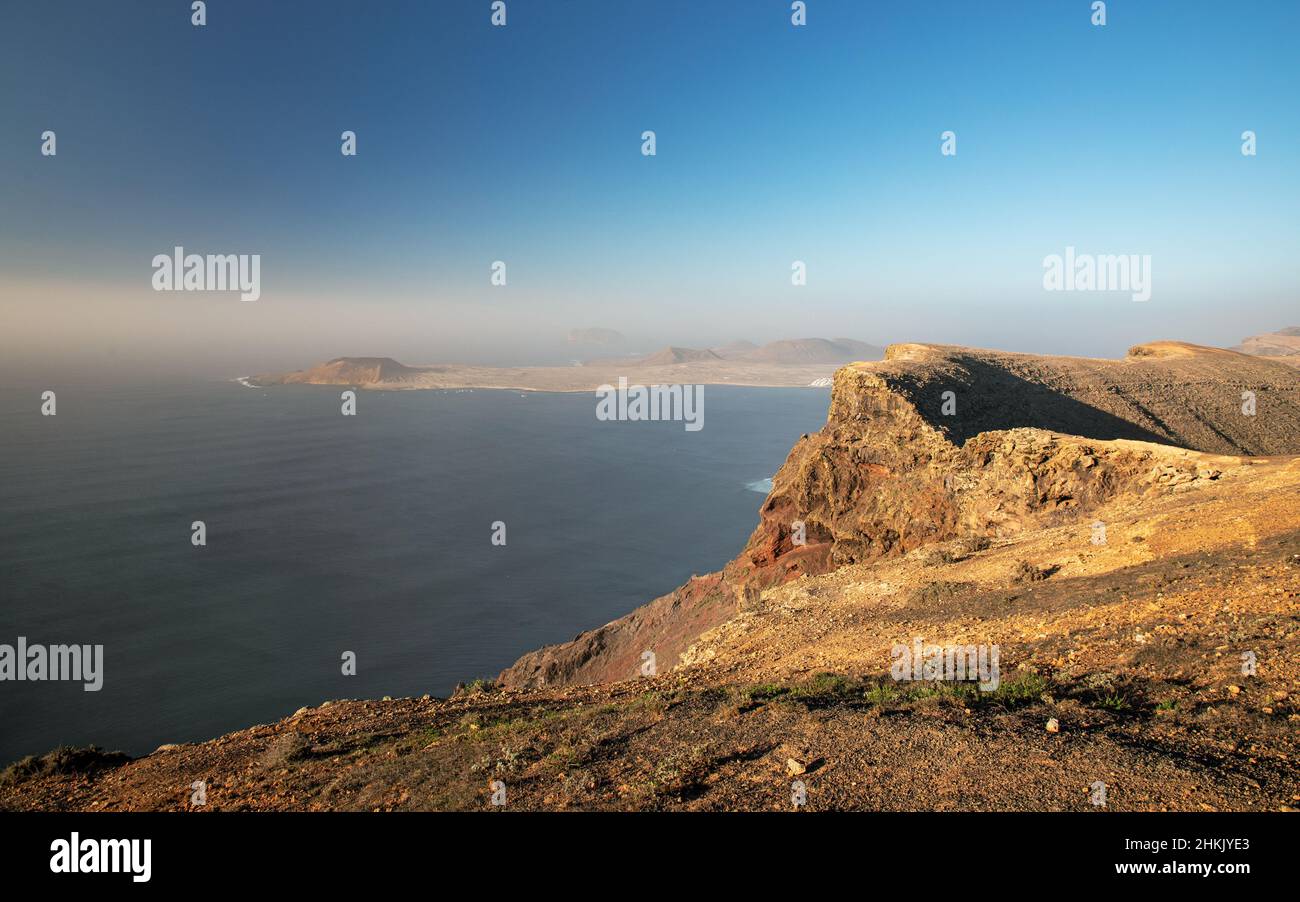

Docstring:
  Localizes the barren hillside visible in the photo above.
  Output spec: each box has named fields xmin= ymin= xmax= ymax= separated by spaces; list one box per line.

xmin=1235 ymin=327 xmax=1300 ymax=363
xmin=743 ymin=337 xmax=884 ymax=364
xmin=499 ymin=341 xmax=1300 ymax=689
xmin=634 ymin=346 xmax=724 ymax=366
xmin=272 ymin=357 xmax=424 ymax=387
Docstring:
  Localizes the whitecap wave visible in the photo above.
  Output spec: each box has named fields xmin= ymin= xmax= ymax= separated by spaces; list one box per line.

xmin=745 ymin=478 xmax=773 ymax=494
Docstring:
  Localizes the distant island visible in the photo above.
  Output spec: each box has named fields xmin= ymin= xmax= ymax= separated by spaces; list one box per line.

xmin=247 ymin=337 xmax=886 ymax=392
xmin=1234 ymin=326 xmax=1300 ymax=363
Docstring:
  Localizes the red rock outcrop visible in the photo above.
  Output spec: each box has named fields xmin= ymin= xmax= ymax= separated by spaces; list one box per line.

xmin=497 ymin=341 xmax=1300 ymax=689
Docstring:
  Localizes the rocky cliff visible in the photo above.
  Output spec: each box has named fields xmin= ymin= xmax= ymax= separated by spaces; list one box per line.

xmin=498 ymin=341 xmax=1300 ymax=689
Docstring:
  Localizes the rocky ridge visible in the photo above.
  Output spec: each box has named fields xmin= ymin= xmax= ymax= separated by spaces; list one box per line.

xmin=497 ymin=341 xmax=1300 ymax=688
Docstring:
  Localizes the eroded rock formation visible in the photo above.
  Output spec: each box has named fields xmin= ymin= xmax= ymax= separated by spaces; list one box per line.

xmin=498 ymin=341 xmax=1300 ymax=689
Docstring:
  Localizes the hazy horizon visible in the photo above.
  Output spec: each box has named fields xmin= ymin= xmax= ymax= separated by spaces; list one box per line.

xmin=3 ymin=0 xmax=1297 ymax=379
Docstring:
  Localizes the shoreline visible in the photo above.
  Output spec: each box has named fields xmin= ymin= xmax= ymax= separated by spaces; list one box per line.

xmin=248 ymin=358 xmax=855 ymax=394
xmin=244 ymin=379 xmax=836 ymax=394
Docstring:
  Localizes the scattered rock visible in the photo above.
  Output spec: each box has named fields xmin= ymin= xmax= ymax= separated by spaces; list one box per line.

xmin=258 ymin=733 xmax=311 ymax=768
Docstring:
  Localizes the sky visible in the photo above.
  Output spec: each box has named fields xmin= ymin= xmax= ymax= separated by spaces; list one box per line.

xmin=1 ymin=0 xmax=1297 ymax=376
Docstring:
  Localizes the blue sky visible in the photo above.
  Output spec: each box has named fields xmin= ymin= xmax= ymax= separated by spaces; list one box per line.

xmin=1 ymin=0 xmax=1297 ymax=369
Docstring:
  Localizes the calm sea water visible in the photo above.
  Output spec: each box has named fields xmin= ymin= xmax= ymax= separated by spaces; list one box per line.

xmin=0 ymin=379 xmax=828 ymax=762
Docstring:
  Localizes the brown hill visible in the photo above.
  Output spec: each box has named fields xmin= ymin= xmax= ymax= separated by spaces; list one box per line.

xmin=869 ymin=340 xmax=1300 ymax=455
xmin=742 ymin=337 xmax=883 ymax=364
xmin=633 ymin=346 xmax=724 ymax=366
xmin=627 ymin=338 xmax=885 ymax=367
xmin=256 ymin=357 xmax=422 ymax=387
xmin=1234 ymin=326 xmax=1300 ymax=360
xmin=710 ymin=340 xmax=759 ymax=359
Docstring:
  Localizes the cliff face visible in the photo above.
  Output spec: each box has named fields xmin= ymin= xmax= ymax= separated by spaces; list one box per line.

xmin=498 ymin=341 xmax=1300 ymax=689
xmin=739 ymin=341 xmax=1298 ymax=581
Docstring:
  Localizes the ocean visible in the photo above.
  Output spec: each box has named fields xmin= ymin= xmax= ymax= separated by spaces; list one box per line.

xmin=0 ymin=379 xmax=828 ymax=763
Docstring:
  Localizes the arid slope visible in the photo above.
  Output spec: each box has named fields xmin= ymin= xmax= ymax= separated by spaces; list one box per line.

xmin=1235 ymin=326 xmax=1300 ymax=361
xmin=498 ymin=341 xmax=1300 ymax=689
